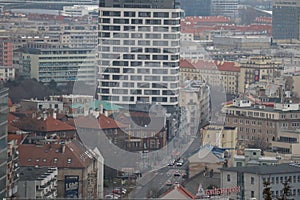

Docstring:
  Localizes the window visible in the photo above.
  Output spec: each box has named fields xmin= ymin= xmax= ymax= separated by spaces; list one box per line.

xmin=251 ymin=177 xmax=255 ymax=184
xmin=227 ymin=174 xmax=231 ymax=182
xmin=251 ymin=191 xmax=254 ymax=198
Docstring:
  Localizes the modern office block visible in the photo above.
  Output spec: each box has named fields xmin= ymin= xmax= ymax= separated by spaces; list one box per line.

xmin=180 ymin=0 xmax=211 ymax=16
xmin=272 ymin=0 xmax=300 ymax=40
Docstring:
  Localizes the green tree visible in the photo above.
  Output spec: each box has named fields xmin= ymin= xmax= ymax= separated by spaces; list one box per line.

xmin=277 ymin=177 xmax=293 ymax=200
xmin=263 ymin=179 xmax=272 ymax=200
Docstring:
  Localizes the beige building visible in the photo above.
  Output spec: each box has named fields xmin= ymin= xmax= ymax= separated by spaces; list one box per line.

xmin=179 ymin=80 xmax=211 ymax=135
xmin=223 ymin=100 xmax=300 ymax=149
xmin=202 ymin=125 xmax=237 ymax=149
xmin=272 ymin=129 xmax=300 ymax=155
xmin=238 ymin=56 xmax=283 ymax=94
xmin=180 ymin=59 xmax=240 ymax=95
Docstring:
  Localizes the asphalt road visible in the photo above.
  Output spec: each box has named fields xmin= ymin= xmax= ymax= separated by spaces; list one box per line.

xmin=127 ymin=134 xmax=201 ymax=199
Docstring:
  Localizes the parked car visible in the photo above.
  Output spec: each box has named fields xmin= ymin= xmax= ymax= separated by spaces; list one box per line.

xmin=176 ymin=159 xmax=184 ymax=166
xmin=174 ymin=171 xmax=181 ymax=177
xmin=112 ymin=188 xmax=125 ymax=195
xmin=116 ymin=187 xmax=127 ymax=194
xmin=105 ymin=194 xmax=119 ymax=199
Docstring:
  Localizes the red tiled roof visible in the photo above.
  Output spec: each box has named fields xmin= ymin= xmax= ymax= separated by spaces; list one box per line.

xmin=215 ymin=61 xmax=240 ymax=72
xmin=19 ymin=140 xmax=94 ymax=168
xmin=15 ymin=116 xmax=76 ymax=132
xmin=8 ymin=98 xmax=13 ymax=107
xmin=160 ymin=184 xmax=195 ymax=199
xmin=8 ymin=113 xmax=21 ymax=133
xmin=180 ymin=58 xmax=240 ymax=72
xmin=8 ymin=133 xmax=27 ymax=145
xmin=75 ymin=114 xmax=126 ymax=130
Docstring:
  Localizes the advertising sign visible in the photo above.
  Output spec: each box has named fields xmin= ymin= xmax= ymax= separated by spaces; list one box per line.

xmin=65 ymin=175 xmax=79 ymax=198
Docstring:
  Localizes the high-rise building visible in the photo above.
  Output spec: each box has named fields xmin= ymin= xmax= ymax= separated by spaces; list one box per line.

xmin=98 ymin=0 xmax=181 ymax=108
xmin=180 ymin=0 xmax=211 ymax=16
xmin=211 ymin=0 xmax=238 ymax=18
xmin=272 ymin=0 xmax=300 ymax=40
xmin=0 ymin=86 xmax=8 ymax=199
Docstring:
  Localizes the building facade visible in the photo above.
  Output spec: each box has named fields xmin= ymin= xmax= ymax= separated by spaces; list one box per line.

xmin=221 ymin=163 xmax=300 ymax=200
xmin=180 ymin=0 xmax=211 ymax=16
xmin=18 ymin=166 xmax=58 ymax=199
xmin=98 ymin=0 xmax=181 ymax=107
xmin=223 ymin=100 xmax=300 ymax=149
xmin=211 ymin=0 xmax=238 ymax=19
xmin=0 ymin=86 xmax=8 ymax=199
xmin=272 ymin=0 xmax=300 ymax=41
xmin=6 ymin=139 xmax=19 ymax=198
xmin=238 ymin=57 xmax=283 ymax=94
xmin=22 ymin=48 xmax=97 ymax=85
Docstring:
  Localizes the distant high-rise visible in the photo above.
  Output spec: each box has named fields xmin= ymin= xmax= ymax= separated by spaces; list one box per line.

xmin=211 ymin=0 xmax=238 ymax=18
xmin=180 ymin=0 xmax=211 ymax=16
xmin=0 ymin=86 xmax=8 ymax=199
xmin=98 ymin=0 xmax=181 ymax=108
xmin=272 ymin=0 xmax=300 ymax=40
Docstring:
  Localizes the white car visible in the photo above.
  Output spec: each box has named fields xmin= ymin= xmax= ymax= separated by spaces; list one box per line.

xmin=105 ymin=194 xmax=119 ymax=199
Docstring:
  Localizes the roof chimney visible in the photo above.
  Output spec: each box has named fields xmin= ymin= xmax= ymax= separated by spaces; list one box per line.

xmin=61 ymin=144 xmax=65 ymax=153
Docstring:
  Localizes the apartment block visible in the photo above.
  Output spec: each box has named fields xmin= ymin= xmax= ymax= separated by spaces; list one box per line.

xmin=98 ymin=0 xmax=181 ymax=107
xmin=180 ymin=59 xmax=240 ymax=95
xmin=238 ymin=56 xmax=283 ymax=94
xmin=179 ymin=80 xmax=211 ymax=135
xmin=19 ymin=140 xmax=103 ymax=198
xmin=0 ymin=86 xmax=8 ymax=199
xmin=223 ymin=99 xmax=300 ymax=148
xmin=18 ymin=166 xmax=58 ymax=199
xmin=6 ymin=139 xmax=19 ymax=198
xmin=0 ymin=66 xmax=15 ymax=81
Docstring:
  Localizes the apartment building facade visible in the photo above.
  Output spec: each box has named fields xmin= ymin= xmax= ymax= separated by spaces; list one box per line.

xmin=238 ymin=56 xmax=283 ymax=94
xmin=180 ymin=59 xmax=240 ymax=95
xmin=0 ymin=86 xmax=8 ymax=199
xmin=18 ymin=166 xmax=58 ymax=199
xmin=98 ymin=0 xmax=181 ymax=107
xmin=223 ymin=100 xmax=300 ymax=148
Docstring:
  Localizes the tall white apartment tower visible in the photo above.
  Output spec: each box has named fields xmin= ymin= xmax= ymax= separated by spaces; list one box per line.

xmin=98 ymin=0 xmax=181 ymax=108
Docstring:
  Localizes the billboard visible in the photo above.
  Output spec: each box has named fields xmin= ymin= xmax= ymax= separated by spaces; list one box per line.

xmin=254 ymin=70 xmax=260 ymax=82
xmin=65 ymin=175 xmax=79 ymax=198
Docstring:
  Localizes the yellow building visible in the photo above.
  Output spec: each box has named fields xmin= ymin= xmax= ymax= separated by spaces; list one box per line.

xmin=238 ymin=56 xmax=283 ymax=93
xmin=202 ymin=124 xmax=237 ymax=149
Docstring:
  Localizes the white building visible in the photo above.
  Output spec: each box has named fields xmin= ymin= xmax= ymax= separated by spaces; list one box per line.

xmin=18 ymin=167 xmax=58 ymax=199
xmin=220 ymin=163 xmax=300 ymax=200
xmin=98 ymin=0 xmax=181 ymax=107
xmin=0 ymin=66 xmax=15 ymax=81
xmin=20 ymin=98 xmax=64 ymax=112
xmin=63 ymin=5 xmax=98 ymax=17
xmin=22 ymin=48 xmax=97 ymax=85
